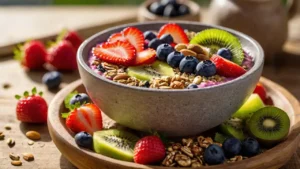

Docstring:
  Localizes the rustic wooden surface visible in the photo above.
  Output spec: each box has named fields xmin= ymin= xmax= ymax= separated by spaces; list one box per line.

xmin=0 ymin=6 xmax=300 ymax=169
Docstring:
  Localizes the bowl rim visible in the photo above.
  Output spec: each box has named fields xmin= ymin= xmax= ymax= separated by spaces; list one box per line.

xmin=77 ymin=21 xmax=264 ymax=93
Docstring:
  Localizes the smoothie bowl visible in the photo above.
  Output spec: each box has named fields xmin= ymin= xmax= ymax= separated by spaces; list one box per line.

xmin=77 ymin=21 xmax=264 ymax=136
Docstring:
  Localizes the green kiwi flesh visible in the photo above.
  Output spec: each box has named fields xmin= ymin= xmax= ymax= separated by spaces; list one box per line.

xmin=220 ymin=118 xmax=245 ymax=140
xmin=247 ymin=106 xmax=290 ymax=146
xmin=189 ymin=29 xmax=244 ymax=65
xmin=233 ymin=94 xmax=265 ymax=120
xmin=127 ymin=61 xmax=175 ymax=81
xmin=93 ymin=129 xmax=139 ymax=162
xmin=214 ymin=132 xmax=229 ymax=144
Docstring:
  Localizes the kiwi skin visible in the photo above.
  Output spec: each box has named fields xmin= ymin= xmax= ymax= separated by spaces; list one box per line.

xmin=246 ymin=106 xmax=290 ymax=147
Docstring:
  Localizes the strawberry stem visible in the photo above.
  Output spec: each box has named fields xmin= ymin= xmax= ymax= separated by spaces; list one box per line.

xmin=15 ymin=95 xmax=21 ymax=100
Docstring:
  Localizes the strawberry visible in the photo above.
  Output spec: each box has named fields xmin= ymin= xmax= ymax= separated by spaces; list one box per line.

xmin=65 ymin=103 xmax=103 ymax=135
xmin=14 ymin=40 xmax=47 ymax=70
xmin=134 ymin=48 xmax=156 ymax=65
xmin=122 ymin=27 xmax=145 ymax=52
xmin=47 ymin=40 xmax=77 ymax=70
xmin=107 ymin=32 xmax=127 ymax=43
xmin=15 ymin=88 xmax=48 ymax=123
xmin=92 ymin=41 xmax=136 ymax=66
xmin=211 ymin=55 xmax=246 ymax=77
xmin=253 ymin=83 xmax=267 ymax=101
xmin=157 ymin=23 xmax=189 ymax=44
xmin=134 ymin=136 xmax=166 ymax=164
xmin=58 ymin=30 xmax=83 ymax=50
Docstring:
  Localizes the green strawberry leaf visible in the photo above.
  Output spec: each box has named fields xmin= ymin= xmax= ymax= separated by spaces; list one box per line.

xmin=15 ymin=95 xmax=21 ymax=100
xmin=24 ymin=91 xmax=29 ymax=97
xmin=32 ymin=87 xmax=37 ymax=95
xmin=13 ymin=44 xmax=23 ymax=61
xmin=56 ymin=29 xmax=68 ymax=42
xmin=38 ymin=91 xmax=43 ymax=97
xmin=61 ymin=112 xmax=70 ymax=118
xmin=64 ymin=91 xmax=78 ymax=110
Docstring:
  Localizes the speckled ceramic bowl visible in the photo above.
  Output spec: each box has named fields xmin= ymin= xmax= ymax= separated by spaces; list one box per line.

xmin=77 ymin=21 xmax=264 ymax=137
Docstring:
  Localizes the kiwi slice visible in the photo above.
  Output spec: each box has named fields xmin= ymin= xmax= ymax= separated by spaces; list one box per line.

xmin=232 ymin=94 xmax=265 ymax=120
xmin=220 ymin=118 xmax=245 ymax=140
xmin=190 ymin=29 xmax=244 ymax=65
xmin=247 ymin=106 xmax=290 ymax=146
xmin=93 ymin=129 xmax=139 ymax=162
xmin=127 ymin=60 xmax=175 ymax=81
xmin=214 ymin=132 xmax=229 ymax=144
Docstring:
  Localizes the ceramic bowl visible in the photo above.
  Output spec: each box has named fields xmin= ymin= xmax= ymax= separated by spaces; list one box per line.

xmin=138 ymin=0 xmax=201 ymax=22
xmin=77 ymin=21 xmax=264 ymax=137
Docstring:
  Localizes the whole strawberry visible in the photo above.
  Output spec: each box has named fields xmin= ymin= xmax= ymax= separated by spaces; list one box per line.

xmin=134 ymin=135 xmax=166 ymax=164
xmin=15 ymin=88 xmax=48 ymax=123
xmin=47 ymin=40 xmax=77 ymax=70
xmin=58 ymin=30 xmax=83 ymax=50
xmin=14 ymin=40 xmax=47 ymax=70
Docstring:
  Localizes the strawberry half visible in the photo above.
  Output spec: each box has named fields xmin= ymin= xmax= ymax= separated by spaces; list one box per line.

xmin=157 ymin=23 xmax=189 ymax=44
xmin=211 ymin=55 xmax=246 ymax=78
xmin=253 ymin=83 xmax=267 ymax=101
xmin=66 ymin=103 xmax=103 ymax=135
xmin=122 ymin=27 xmax=145 ymax=52
xmin=92 ymin=41 xmax=136 ymax=66
xmin=107 ymin=32 xmax=127 ymax=43
xmin=134 ymin=48 xmax=156 ymax=65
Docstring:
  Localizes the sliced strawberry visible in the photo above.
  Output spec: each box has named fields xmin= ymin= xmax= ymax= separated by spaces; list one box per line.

xmin=122 ymin=27 xmax=145 ymax=52
xmin=253 ymin=83 xmax=267 ymax=101
xmin=107 ymin=32 xmax=127 ymax=43
xmin=66 ymin=103 xmax=103 ymax=135
xmin=157 ymin=23 xmax=189 ymax=44
xmin=170 ymin=42 xmax=177 ymax=48
xmin=134 ymin=49 xmax=156 ymax=65
xmin=92 ymin=41 xmax=136 ymax=66
xmin=211 ymin=55 xmax=246 ymax=78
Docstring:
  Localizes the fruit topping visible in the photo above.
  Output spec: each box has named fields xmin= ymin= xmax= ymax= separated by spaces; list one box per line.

xmin=178 ymin=5 xmax=190 ymax=15
xmin=42 ymin=71 xmax=62 ymax=90
xmin=217 ymin=48 xmax=232 ymax=60
xmin=66 ymin=103 xmax=102 ymax=134
xmin=167 ymin=51 xmax=185 ymax=68
xmin=122 ymin=27 xmax=145 ymax=52
xmin=75 ymin=131 xmax=93 ymax=150
xmin=253 ymin=83 xmax=267 ymax=102
xmin=156 ymin=43 xmax=174 ymax=61
xmin=222 ymin=138 xmax=242 ymax=158
xmin=134 ymin=136 xmax=165 ymax=164
xmin=220 ymin=118 xmax=245 ymax=140
xmin=246 ymin=106 xmax=290 ymax=146
xmin=149 ymin=2 xmax=165 ymax=15
xmin=195 ymin=60 xmax=217 ymax=77
xmin=187 ymin=84 xmax=198 ymax=89
xmin=157 ymin=23 xmax=189 ymax=44
xmin=190 ymin=29 xmax=244 ymax=65
xmin=204 ymin=144 xmax=225 ymax=165
xmin=214 ymin=132 xmax=229 ymax=144
xmin=211 ymin=55 xmax=246 ymax=78
xmin=241 ymin=137 xmax=260 ymax=157
xmin=149 ymin=38 xmax=164 ymax=50
xmin=163 ymin=4 xmax=177 ymax=17
xmin=160 ymin=34 xmax=174 ymax=44
xmin=69 ymin=93 xmax=91 ymax=106
xmin=92 ymin=41 xmax=136 ymax=66
xmin=143 ymin=31 xmax=157 ymax=41
xmin=93 ymin=129 xmax=139 ymax=162
xmin=58 ymin=29 xmax=83 ymax=50
xmin=179 ymin=56 xmax=199 ymax=73
xmin=148 ymin=0 xmax=190 ymax=17
xmin=134 ymin=48 xmax=156 ymax=65
xmin=107 ymin=32 xmax=127 ymax=43
xmin=15 ymin=88 xmax=48 ymax=123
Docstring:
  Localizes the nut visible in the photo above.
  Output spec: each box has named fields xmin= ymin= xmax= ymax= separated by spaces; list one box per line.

xmin=27 ymin=140 xmax=34 ymax=145
xmin=191 ymin=146 xmax=203 ymax=156
xmin=0 ymin=132 xmax=4 ymax=140
xmin=6 ymin=138 xmax=15 ymax=147
xmin=197 ymin=136 xmax=213 ymax=148
xmin=174 ymin=43 xmax=187 ymax=51
xmin=196 ymin=54 xmax=210 ymax=61
xmin=180 ymin=49 xmax=197 ymax=57
xmin=191 ymin=161 xmax=202 ymax=168
xmin=11 ymin=161 xmax=22 ymax=166
xmin=113 ymin=73 xmax=130 ymax=81
xmin=9 ymin=153 xmax=20 ymax=161
xmin=192 ymin=76 xmax=202 ymax=85
xmin=170 ymin=81 xmax=184 ymax=89
xmin=26 ymin=131 xmax=41 ymax=140
xmin=162 ymin=151 xmax=176 ymax=167
xmin=4 ymin=125 xmax=11 ymax=130
xmin=175 ymin=154 xmax=192 ymax=167
xmin=172 ymin=143 xmax=182 ymax=150
xmin=182 ymin=138 xmax=193 ymax=147
xmin=187 ymin=44 xmax=205 ymax=54
xmin=181 ymin=146 xmax=193 ymax=158
xmin=23 ymin=153 xmax=34 ymax=161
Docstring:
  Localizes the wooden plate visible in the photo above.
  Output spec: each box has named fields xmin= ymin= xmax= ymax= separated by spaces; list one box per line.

xmin=48 ymin=77 xmax=300 ymax=169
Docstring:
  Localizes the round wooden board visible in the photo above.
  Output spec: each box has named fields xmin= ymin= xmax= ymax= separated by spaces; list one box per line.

xmin=48 ymin=77 xmax=300 ymax=169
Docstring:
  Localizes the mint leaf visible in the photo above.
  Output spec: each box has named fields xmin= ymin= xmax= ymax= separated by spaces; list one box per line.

xmin=64 ymin=91 xmax=78 ymax=110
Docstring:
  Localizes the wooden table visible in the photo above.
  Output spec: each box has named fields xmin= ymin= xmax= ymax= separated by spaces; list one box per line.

xmin=1 ymin=6 xmax=300 ymax=169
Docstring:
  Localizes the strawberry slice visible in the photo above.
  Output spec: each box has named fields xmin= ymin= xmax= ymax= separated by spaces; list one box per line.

xmin=134 ymin=49 xmax=156 ymax=65
xmin=66 ymin=103 xmax=103 ymax=135
xmin=211 ymin=55 xmax=246 ymax=78
xmin=253 ymin=83 xmax=267 ymax=101
xmin=107 ymin=32 xmax=127 ymax=43
xmin=122 ymin=27 xmax=145 ymax=52
xmin=157 ymin=23 xmax=189 ymax=44
xmin=92 ymin=41 xmax=136 ymax=66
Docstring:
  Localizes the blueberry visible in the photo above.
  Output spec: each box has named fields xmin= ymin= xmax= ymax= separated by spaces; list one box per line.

xmin=97 ymin=64 xmax=106 ymax=73
xmin=195 ymin=60 xmax=217 ymax=77
xmin=178 ymin=5 xmax=190 ymax=15
xmin=160 ymin=34 xmax=174 ymax=44
xmin=167 ymin=51 xmax=184 ymax=68
xmin=142 ymin=81 xmax=150 ymax=88
xmin=149 ymin=38 xmax=163 ymax=50
xmin=156 ymin=43 xmax=174 ymax=61
xmin=241 ymin=137 xmax=260 ymax=157
xmin=70 ymin=93 xmax=91 ymax=106
xmin=42 ymin=71 xmax=62 ymax=89
xmin=179 ymin=56 xmax=199 ymax=73
xmin=204 ymin=144 xmax=226 ymax=165
xmin=149 ymin=2 xmax=165 ymax=15
xmin=217 ymin=48 xmax=233 ymax=60
xmin=161 ymin=0 xmax=178 ymax=7
xmin=75 ymin=131 xmax=93 ymax=149
xmin=163 ymin=4 xmax=178 ymax=17
xmin=144 ymin=31 xmax=156 ymax=41
xmin=223 ymin=138 xmax=242 ymax=158
xmin=187 ymin=84 xmax=198 ymax=89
